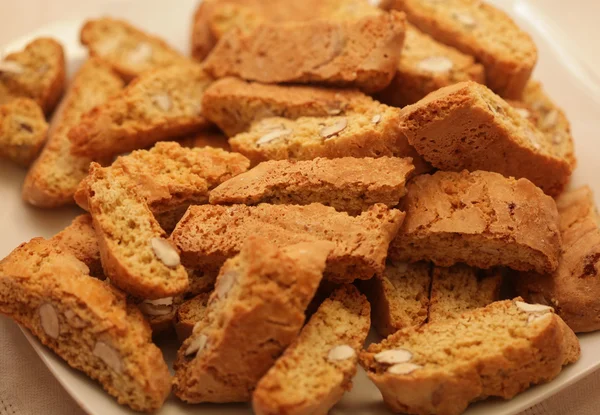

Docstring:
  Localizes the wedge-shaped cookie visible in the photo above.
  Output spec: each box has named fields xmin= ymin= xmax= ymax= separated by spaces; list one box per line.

xmin=202 ymin=77 xmax=374 ymax=136
xmin=171 ymin=203 xmax=404 ymax=282
xmin=203 ymin=12 xmax=406 ymax=93
xmin=0 ymin=98 xmax=48 ymax=166
xmin=210 ymin=157 xmax=414 ymax=215
xmin=75 ymin=142 xmax=249 ymax=231
xmin=132 ymin=294 xmax=185 ymax=334
xmin=22 ymin=58 xmax=125 ymax=208
xmin=0 ymin=38 xmax=65 ymax=114
xmin=429 ymin=265 xmax=503 ymax=323
xmin=175 ymin=292 xmax=211 ymax=341
xmin=377 ymin=23 xmax=485 ymax=107
xmin=229 ymin=105 xmax=430 ymax=173
xmin=68 ymin=64 xmax=213 ymax=159
xmin=173 ymin=236 xmax=332 ymax=403
xmin=253 ymin=284 xmax=370 ymax=415
xmin=361 ymin=298 xmax=580 ymax=415
xmin=399 ymin=81 xmax=572 ymax=196
xmin=81 ymin=17 xmax=190 ymax=81
xmin=516 ymin=187 xmax=600 ymax=333
xmin=0 ymin=238 xmax=172 ymax=412
xmin=80 ymin=162 xmax=189 ymax=299
xmin=191 ymin=0 xmax=384 ymax=61
xmin=361 ymin=261 xmax=431 ymax=337
xmin=390 ymin=170 xmax=561 ymax=274
xmin=388 ymin=0 xmax=537 ymax=99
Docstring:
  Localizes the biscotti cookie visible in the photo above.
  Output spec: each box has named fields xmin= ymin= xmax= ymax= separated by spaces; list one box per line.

xmin=229 ymin=106 xmax=430 ymax=173
xmin=68 ymin=64 xmax=213 ymax=159
xmin=179 ymin=128 xmax=231 ymax=151
xmin=0 ymin=38 xmax=65 ymax=114
xmin=253 ymin=284 xmax=371 ymax=415
xmin=50 ymin=214 xmax=103 ymax=279
xmin=22 ymin=58 xmax=125 ymax=208
xmin=203 ymin=12 xmax=406 ymax=93
xmin=80 ymin=17 xmax=190 ymax=81
xmin=173 ymin=236 xmax=332 ymax=403
xmin=74 ymin=142 xmax=249 ymax=232
xmin=170 ymin=203 xmax=404 ymax=282
xmin=398 ymin=81 xmax=572 ymax=196
xmin=377 ymin=23 xmax=485 ymax=107
xmin=360 ymin=298 xmax=579 ymax=415
xmin=133 ymin=295 xmax=184 ymax=334
xmin=361 ymin=261 xmax=431 ymax=337
xmin=209 ymin=157 xmax=414 ymax=215
xmin=388 ymin=0 xmax=537 ymax=99
xmin=187 ymin=269 xmax=219 ymax=297
xmin=389 ymin=170 xmax=561 ymax=274
xmin=428 ymin=265 xmax=503 ymax=323
xmin=0 ymin=98 xmax=48 ymax=166
xmin=201 ymin=77 xmax=373 ymax=136
xmin=0 ymin=238 xmax=171 ymax=411
xmin=191 ymin=0 xmax=382 ymax=61
xmin=175 ymin=292 xmax=211 ymax=341
xmin=516 ymin=187 xmax=600 ymax=332
xmin=80 ymin=162 xmax=189 ymax=299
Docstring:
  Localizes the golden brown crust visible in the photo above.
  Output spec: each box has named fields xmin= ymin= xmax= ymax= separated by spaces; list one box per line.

xmin=360 ymin=298 xmax=580 ymax=415
xmin=68 ymin=64 xmax=214 ymax=159
xmin=0 ymin=38 xmax=66 ymax=114
xmin=399 ymin=81 xmax=572 ymax=196
xmin=170 ymin=203 xmax=404 ymax=282
xmin=22 ymin=58 xmax=125 ymax=208
xmin=0 ymin=238 xmax=172 ymax=412
xmin=203 ymin=12 xmax=406 ymax=93
xmin=0 ymin=98 xmax=48 ymax=166
xmin=252 ymin=285 xmax=370 ymax=415
xmin=209 ymin=157 xmax=414 ymax=215
xmin=389 ymin=0 xmax=537 ymax=99
xmin=173 ymin=236 xmax=332 ymax=403
xmin=390 ymin=170 xmax=561 ymax=274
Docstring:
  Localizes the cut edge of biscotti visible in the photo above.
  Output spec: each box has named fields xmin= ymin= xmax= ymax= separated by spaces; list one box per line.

xmin=0 ymin=98 xmax=48 ymax=166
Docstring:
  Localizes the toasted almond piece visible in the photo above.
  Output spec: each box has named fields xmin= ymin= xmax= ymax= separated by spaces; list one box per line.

xmin=128 ymin=42 xmax=153 ymax=65
xmin=151 ymin=237 xmax=181 ymax=268
xmin=320 ymin=118 xmax=347 ymax=139
xmin=152 ymin=93 xmax=172 ymax=111
xmin=39 ymin=303 xmax=59 ymax=339
xmin=185 ymin=333 xmax=208 ymax=356
xmin=64 ymin=309 xmax=87 ymax=328
xmin=327 ymin=344 xmax=356 ymax=362
xmin=0 ymin=60 xmax=24 ymax=74
xmin=93 ymin=341 xmax=123 ymax=374
xmin=371 ymin=114 xmax=382 ymax=124
xmin=139 ymin=298 xmax=174 ymax=316
xmin=528 ymin=313 xmax=553 ymax=324
xmin=256 ymin=128 xmax=292 ymax=145
xmin=452 ymin=12 xmax=477 ymax=28
xmin=541 ymin=109 xmax=559 ymax=129
xmin=515 ymin=301 xmax=553 ymax=314
xmin=215 ymin=270 xmax=237 ymax=299
xmin=388 ymin=362 xmax=422 ymax=375
xmin=417 ymin=56 xmax=454 ymax=74
xmin=374 ymin=348 xmax=413 ymax=364
xmin=515 ymin=108 xmax=531 ymax=119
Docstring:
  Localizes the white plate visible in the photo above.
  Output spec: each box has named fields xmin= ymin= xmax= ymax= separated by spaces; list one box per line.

xmin=1 ymin=0 xmax=600 ymax=414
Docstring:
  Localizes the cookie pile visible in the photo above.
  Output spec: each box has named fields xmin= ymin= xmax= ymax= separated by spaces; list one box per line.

xmin=0 ymin=0 xmax=595 ymax=414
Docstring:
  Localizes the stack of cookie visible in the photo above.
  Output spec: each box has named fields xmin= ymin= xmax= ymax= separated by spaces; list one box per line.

xmin=0 ymin=0 xmax=595 ymax=414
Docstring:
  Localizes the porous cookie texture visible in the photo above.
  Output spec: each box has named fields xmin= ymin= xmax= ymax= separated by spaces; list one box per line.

xmin=68 ymin=64 xmax=213 ymax=159
xmin=429 ymin=264 xmax=503 ymax=322
xmin=22 ymin=58 xmax=125 ymax=208
xmin=74 ymin=142 xmax=249 ymax=232
xmin=170 ymin=203 xmax=404 ymax=282
xmin=516 ymin=187 xmax=600 ymax=332
xmin=175 ymin=292 xmax=211 ymax=341
xmin=229 ymin=103 xmax=430 ymax=173
xmin=191 ymin=0 xmax=383 ymax=61
xmin=388 ymin=0 xmax=537 ymax=99
xmin=173 ymin=236 xmax=332 ymax=403
xmin=361 ymin=261 xmax=431 ymax=337
xmin=0 ymin=37 xmax=65 ymax=114
xmin=253 ymin=285 xmax=371 ymax=415
xmin=390 ymin=170 xmax=561 ymax=274
xmin=201 ymin=77 xmax=374 ymax=137
xmin=360 ymin=299 xmax=580 ymax=415
xmin=80 ymin=17 xmax=190 ymax=81
xmin=377 ymin=23 xmax=485 ymax=107
xmin=79 ymin=162 xmax=189 ymax=299
xmin=0 ymin=238 xmax=172 ymax=412
xmin=203 ymin=12 xmax=406 ymax=93
xmin=209 ymin=157 xmax=414 ymax=215
xmin=399 ymin=81 xmax=572 ymax=196
xmin=50 ymin=214 xmax=103 ymax=279
xmin=186 ymin=269 xmax=219 ymax=297
xmin=0 ymin=98 xmax=48 ymax=166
